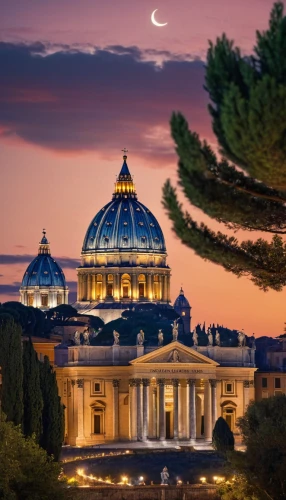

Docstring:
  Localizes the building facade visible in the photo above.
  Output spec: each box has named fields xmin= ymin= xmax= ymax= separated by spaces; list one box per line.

xmin=55 ymin=341 xmax=256 ymax=446
xmin=20 ymin=231 xmax=69 ymax=309
xmin=75 ymin=155 xmax=171 ymax=323
xmin=255 ymin=338 xmax=286 ymax=401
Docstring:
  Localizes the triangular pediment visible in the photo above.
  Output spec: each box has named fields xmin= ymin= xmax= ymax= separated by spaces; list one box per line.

xmin=130 ymin=341 xmax=219 ymax=366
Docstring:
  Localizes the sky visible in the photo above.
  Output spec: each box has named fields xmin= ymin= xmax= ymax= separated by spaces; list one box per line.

xmin=0 ymin=0 xmax=285 ymax=336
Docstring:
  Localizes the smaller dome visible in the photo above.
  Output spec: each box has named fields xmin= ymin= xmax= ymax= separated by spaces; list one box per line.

xmin=21 ymin=230 xmax=67 ymax=288
xmin=174 ymin=287 xmax=190 ymax=309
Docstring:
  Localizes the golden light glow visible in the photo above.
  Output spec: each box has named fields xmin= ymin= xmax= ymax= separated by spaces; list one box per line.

xmin=115 ymin=180 xmax=136 ymax=194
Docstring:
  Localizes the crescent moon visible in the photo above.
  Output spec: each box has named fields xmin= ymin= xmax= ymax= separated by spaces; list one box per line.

xmin=151 ymin=9 xmax=168 ymax=27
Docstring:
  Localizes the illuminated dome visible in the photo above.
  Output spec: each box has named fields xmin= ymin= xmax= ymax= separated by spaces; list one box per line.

xmin=82 ymin=157 xmax=166 ymax=254
xmin=76 ymin=155 xmax=171 ymax=318
xmin=20 ymin=231 xmax=69 ymax=309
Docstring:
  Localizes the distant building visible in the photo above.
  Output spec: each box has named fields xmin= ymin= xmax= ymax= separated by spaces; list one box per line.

xmin=174 ymin=287 xmax=192 ymax=334
xmin=19 ymin=231 xmax=69 ymax=309
xmin=255 ymin=338 xmax=286 ymax=401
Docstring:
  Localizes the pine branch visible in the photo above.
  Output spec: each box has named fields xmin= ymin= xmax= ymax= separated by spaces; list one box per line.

xmin=162 ymin=180 xmax=286 ymax=291
xmin=171 ymin=113 xmax=286 ymax=233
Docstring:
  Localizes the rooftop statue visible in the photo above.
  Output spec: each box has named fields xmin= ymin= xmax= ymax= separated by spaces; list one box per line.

xmin=83 ymin=328 xmax=90 ymax=346
xmin=192 ymin=327 xmax=198 ymax=346
xmin=215 ymin=330 xmax=220 ymax=346
xmin=237 ymin=330 xmax=246 ymax=347
xmin=73 ymin=330 xmax=81 ymax=346
xmin=172 ymin=319 xmax=179 ymax=342
xmin=137 ymin=329 xmax=145 ymax=346
xmin=207 ymin=327 xmax=213 ymax=346
xmin=113 ymin=330 xmax=120 ymax=345
xmin=158 ymin=329 xmax=164 ymax=346
xmin=250 ymin=333 xmax=256 ymax=349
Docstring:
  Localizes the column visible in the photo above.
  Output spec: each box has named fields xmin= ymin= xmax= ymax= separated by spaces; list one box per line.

xmin=210 ymin=379 xmax=217 ymax=429
xmin=147 ymin=274 xmax=152 ymax=300
xmin=129 ymin=379 xmax=137 ymax=441
xmin=114 ymin=273 xmax=120 ymax=300
xmin=166 ymin=274 xmax=171 ymax=303
xmin=158 ymin=379 xmax=165 ymax=440
xmin=243 ymin=381 xmax=250 ymax=411
xmin=158 ymin=275 xmax=163 ymax=300
xmin=132 ymin=273 xmax=137 ymax=301
xmin=83 ymin=275 xmax=87 ymax=300
xmin=136 ymin=379 xmax=142 ymax=441
xmin=204 ymin=380 xmax=212 ymax=441
xmin=163 ymin=275 xmax=168 ymax=302
xmin=76 ymin=379 xmax=84 ymax=444
xmin=77 ymin=275 xmax=82 ymax=301
xmin=102 ymin=274 xmax=107 ymax=300
xmin=187 ymin=379 xmax=196 ymax=440
xmin=92 ymin=275 xmax=96 ymax=301
xmin=172 ymin=379 xmax=179 ymax=439
xmin=112 ymin=380 xmax=119 ymax=439
xmin=87 ymin=274 xmax=92 ymax=300
xmin=152 ymin=386 xmax=157 ymax=438
xmin=142 ymin=379 xmax=150 ymax=441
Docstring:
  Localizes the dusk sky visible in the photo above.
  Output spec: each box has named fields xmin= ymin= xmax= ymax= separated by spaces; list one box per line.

xmin=0 ymin=0 xmax=285 ymax=336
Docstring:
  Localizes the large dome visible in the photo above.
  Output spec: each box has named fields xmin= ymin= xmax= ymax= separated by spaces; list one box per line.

xmin=82 ymin=158 xmax=166 ymax=254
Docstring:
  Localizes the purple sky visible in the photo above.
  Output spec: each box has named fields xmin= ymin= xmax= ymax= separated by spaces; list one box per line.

xmin=0 ymin=0 xmax=284 ymax=336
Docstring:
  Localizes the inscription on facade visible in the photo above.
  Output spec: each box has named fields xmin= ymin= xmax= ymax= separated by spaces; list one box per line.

xmin=150 ymin=368 xmax=203 ymax=374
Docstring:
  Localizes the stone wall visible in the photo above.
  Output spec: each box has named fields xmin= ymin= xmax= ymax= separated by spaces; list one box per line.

xmin=65 ymin=485 xmax=219 ymax=500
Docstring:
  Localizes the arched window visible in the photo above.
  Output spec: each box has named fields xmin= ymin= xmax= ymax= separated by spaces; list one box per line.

xmin=138 ymin=274 xmax=146 ymax=298
xmin=221 ymin=401 xmax=237 ymax=432
xmin=41 ymin=294 xmax=48 ymax=307
xmin=28 ymin=294 xmax=34 ymax=306
xmin=121 ymin=273 xmax=131 ymax=299
xmin=91 ymin=401 xmax=106 ymax=435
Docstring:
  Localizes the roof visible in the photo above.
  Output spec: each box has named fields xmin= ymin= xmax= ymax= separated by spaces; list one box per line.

xmin=174 ymin=287 xmax=191 ymax=309
xmin=82 ymin=156 xmax=166 ymax=254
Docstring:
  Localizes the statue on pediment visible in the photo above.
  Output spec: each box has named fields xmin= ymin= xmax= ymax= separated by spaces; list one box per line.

xmin=168 ymin=349 xmax=180 ymax=363
xmin=113 ymin=330 xmax=120 ymax=345
xmin=83 ymin=328 xmax=90 ymax=346
xmin=158 ymin=329 xmax=164 ymax=346
xmin=73 ymin=330 xmax=81 ymax=346
xmin=215 ymin=330 xmax=220 ymax=346
xmin=137 ymin=329 xmax=145 ymax=345
xmin=238 ymin=330 xmax=246 ymax=347
xmin=192 ymin=327 xmax=198 ymax=346
xmin=250 ymin=333 xmax=256 ymax=349
xmin=172 ymin=319 xmax=179 ymax=342
xmin=207 ymin=328 xmax=213 ymax=346
xmin=160 ymin=466 xmax=169 ymax=485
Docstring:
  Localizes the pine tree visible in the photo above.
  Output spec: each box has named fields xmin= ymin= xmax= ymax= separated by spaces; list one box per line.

xmin=0 ymin=315 xmax=23 ymax=426
xmin=162 ymin=2 xmax=286 ymax=291
xmin=212 ymin=416 xmax=234 ymax=454
xmin=39 ymin=356 xmax=64 ymax=461
xmin=22 ymin=338 xmax=43 ymax=441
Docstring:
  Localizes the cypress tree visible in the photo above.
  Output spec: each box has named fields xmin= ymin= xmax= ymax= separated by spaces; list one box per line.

xmin=22 ymin=338 xmax=43 ymax=440
xmin=0 ymin=315 xmax=23 ymax=425
xmin=39 ymin=356 xmax=64 ymax=461
xmin=212 ymin=416 xmax=235 ymax=454
xmin=162 ymin=2 xmax=286 ymax=291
